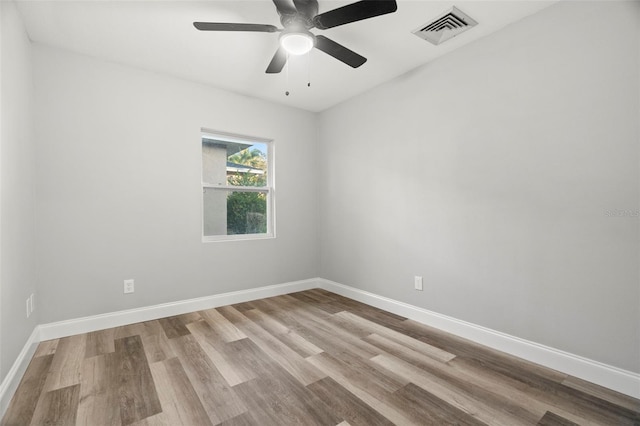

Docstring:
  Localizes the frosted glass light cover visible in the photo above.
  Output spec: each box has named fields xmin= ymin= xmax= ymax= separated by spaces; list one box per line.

xmin=280 ymin=32 xmax=314 ymax=55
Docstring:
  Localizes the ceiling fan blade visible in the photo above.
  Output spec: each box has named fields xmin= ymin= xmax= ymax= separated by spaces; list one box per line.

xmin=314 ymin=0 xmax=397 ymax=30
xmin=194 ymin=22 xmax=279 ymax=32
xmin=293 ymin=0 xmax=319 ymax=20
xmin=315 ymin=35 xmax=366 ymax=68
xmin=266 ymin=47 xmax=288 ymax=73
xmin=272 ymin=0 xmax=297 ymax=16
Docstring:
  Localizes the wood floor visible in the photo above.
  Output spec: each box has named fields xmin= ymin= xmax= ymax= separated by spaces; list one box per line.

xmin=2 ymin=289 xmax=639 ymax=425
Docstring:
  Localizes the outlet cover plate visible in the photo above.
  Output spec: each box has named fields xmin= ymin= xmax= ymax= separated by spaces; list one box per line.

xmin=124 ymin=279 xmax=135 ymax=294
xmin=414 ymin=276 xmax=423 ymax=291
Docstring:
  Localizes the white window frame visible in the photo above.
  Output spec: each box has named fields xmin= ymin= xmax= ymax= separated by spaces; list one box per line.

xmin=201 ymin=129 xmax=275 ymax=242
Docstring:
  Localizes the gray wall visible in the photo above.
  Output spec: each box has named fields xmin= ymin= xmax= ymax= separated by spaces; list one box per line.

xmin=318 ymin=1 xmax=640 ymax=373
xmin=0 ymin=1 xmax=38 ymax=383
xmin=33 ymin=45 xmax=319 ymax=323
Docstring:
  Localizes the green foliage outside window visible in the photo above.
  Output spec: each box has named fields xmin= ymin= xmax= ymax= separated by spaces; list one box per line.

xmin=226 ymin=148 xmax=268 ymax=234
xmin=227 ymin=192 xmax=267 ymax=234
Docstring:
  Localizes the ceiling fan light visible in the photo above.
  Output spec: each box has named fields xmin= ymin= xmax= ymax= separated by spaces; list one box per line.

xmin=280 ymin=32 xmax=314 ymax=55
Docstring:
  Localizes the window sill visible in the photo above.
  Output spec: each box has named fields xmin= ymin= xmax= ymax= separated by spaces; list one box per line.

xmin=202 ymin=233 xmax=275 ymax=243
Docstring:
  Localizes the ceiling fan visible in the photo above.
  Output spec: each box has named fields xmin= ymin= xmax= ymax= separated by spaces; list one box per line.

xmin=194 ymin=0 xmax=398 ymax=74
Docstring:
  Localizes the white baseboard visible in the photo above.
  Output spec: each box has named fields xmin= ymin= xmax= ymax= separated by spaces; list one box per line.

xmin=2 ymin=276 xmax=638 ymax=421
xmin=39 ymin=278 xmax=320 ymax=341
xmin=1 ymin=278 xmax=318 ymax=419
xmin=0 ymin=327 xmax=40 ymax=418
xmin=318 ymin=278 xmax=640 ymax=399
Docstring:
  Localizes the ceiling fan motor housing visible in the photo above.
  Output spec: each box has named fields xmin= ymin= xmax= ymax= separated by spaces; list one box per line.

xmin=280 ymin=13 xmax=314 ymax=30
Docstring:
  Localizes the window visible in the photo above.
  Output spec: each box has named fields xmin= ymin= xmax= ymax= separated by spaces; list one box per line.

xmin=201 ymin=131 xmax=274 ymax=241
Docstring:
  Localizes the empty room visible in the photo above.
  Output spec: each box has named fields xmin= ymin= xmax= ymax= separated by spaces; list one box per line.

xmin=1 ymin=0 xmax=639 ymax=424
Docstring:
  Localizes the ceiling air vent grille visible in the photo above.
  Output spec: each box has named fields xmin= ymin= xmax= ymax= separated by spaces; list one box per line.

xmin=413 ymin=7 xmax=477 ymax=46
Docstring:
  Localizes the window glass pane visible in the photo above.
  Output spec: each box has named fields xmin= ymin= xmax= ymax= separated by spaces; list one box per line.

xmin=202 ymin=139 xmax=268 ymax=187
xmin=203 ymin=188 xmax=268 ymax=236
xmin=201 ymin=132 xmax=272 ymax=241
xmin=227 ymin=142 xmax=268 ymax=187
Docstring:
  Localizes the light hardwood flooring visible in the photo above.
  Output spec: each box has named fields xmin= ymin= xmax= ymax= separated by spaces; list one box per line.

xmin=2 ymin=289 xmax=639 ymax=425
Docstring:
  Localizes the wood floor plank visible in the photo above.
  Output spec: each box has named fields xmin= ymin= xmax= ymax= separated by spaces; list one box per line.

xmin=149 ymin=357 xmax=213 ymax=426
xmin=561 ymin=375 xmax=640 ymax=413
xmin=400 ymin=318 xmax=570 ymax=383
xmin=326 ymin=311 xmax=378 ymax=339
xmin=544 ymin=383 xmax=640 ymax=425
xmin=115 ymin=335 xmax=162 ymax=425
xmin=199 ymin=308 xmax=247 ymax=342
xmin=218 ymin=411 xmax=260 ymax=426
xmin=242 ymin=306 xmax=290 ymax=335
xmin=128 ymin=413 xmax=172 ymax=425
xmin=215 ymin=337 xmax=272 ymax=389
xmin=42 ymin=334 xmax=86 ymax=392
xmin=216 ymin=305 xmax=251 ymax=325
xmin=29 ymin=384 xmax=80 ymax=426
xmin=76 ymin=353 xmax=121 ymax=426
xmin=1 ymin=355 xmax=54 ymax=426
xmin=306 ymin=352 xmax=417 ymax=425
xmin=264 ymin=297 xmax=382 ymax=360
xmin=390 ymin=319 xmax=630 ymax=424
xmin=168 ymin=334 xmax=247 ymax=423
xmin=390 ymin=382 xmax=488 ymax=426
xmin=232 ymin=377 xmax=327 ymax=426
xmin=307 ymin=376 xmax=395 ymax=426
xmin=33 ymin=340 xmax=58 ymax=358
xmin=244 ymin=295 xmax=297 ymax=314
xmin=114 ymin=320 xmax=163 ymax=340
xmin=242 ymin=308 xmax=324 ymax=358
xmin=370 ymin=353 xmax=533 ymax=425
xmin=186 ymin=320 xmax=253 ymax=386
xmin=288 ymin=290 xmax=351 ymax=315
xmin=302 ymin=289 xmax=349 ymax=315
xmin=451 ymin=356 xmax=639 ymax=425
xmin=322 ymin=349 xmax=408 ymax=395
xmin=231 ymin=301 xmax=258 ymax=312
xmin=140 ymin=328 xmax=177 ymax=364
xmin=333 ymin=311 xmax=456 ymax=363
xmin=229 ymin=347 xmax=343 ymax=426
xmin=288 ymin=291 xmax=329 ymax=305
xmin=215 ymin=333 xmax=342 ymax=426
xmin=3 ymin=289 xmax=639 ymax=426
xmin=158 ymin=315 xmax=192 ymax=339
xmin=320 ymin=293 xmax=408 ymax=328
xmin=218 ymin=306 xmax=326 ymax=386
xmin=537 ymin=411 xmax=580 ymax=426
xmin=364 ymin=333 xmax=548 ymax=423
xmin=281 ymin=294 xmax=335 ymax=320
xmin=275 ymin=328 xmax=325 ymax=358
xmin=85 ymin=328 xmax=115 ymax=358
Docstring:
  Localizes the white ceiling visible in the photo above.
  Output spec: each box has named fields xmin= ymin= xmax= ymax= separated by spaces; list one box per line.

xmin=16 ymin=0 xmax=556 ymax=112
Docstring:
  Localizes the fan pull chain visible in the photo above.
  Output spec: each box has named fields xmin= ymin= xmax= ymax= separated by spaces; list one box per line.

xmin=285 ymin=52 xmax=290 ymax=96
xmin=307 ymin=52 xmax=311 ymax=88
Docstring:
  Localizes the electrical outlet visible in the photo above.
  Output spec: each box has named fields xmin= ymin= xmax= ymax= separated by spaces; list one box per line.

xmin=414 ymin=276 xmax=423 ymax=291
xmin=124 ymin=279 xmax=135 ymax=294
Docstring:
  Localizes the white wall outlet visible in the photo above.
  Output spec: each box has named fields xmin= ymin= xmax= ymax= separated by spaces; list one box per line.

xmin=414 ymin=276 xmax=423 ymax=291
xmin=124 ymin=279 xmax=135 ymax=294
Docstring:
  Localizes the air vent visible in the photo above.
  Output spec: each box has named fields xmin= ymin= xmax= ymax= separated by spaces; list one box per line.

xmin=413 ymin=7 xmax=477 ymax=46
